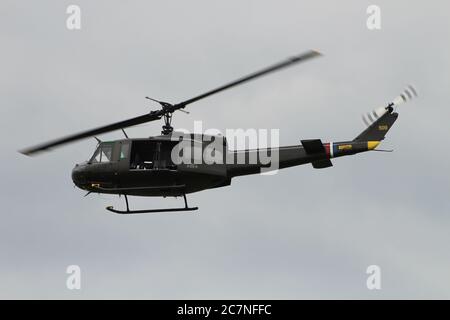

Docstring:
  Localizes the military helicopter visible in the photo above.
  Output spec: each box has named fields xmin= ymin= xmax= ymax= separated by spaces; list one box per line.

xmin=20 ymin=50 xmax=417 ymax=214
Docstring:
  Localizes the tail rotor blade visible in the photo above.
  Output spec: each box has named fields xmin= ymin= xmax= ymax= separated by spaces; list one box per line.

xmin=391 ymin=84 xmax=418 ymax=106
xmin=362 ymin=85 xmax=418 ymax=127
xmin=362 ymin=106 xmax=389 ymax=127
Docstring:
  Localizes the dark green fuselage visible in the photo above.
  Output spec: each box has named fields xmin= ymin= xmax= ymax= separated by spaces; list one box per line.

xmin=71 ymin=133 xmax=376 ymax=197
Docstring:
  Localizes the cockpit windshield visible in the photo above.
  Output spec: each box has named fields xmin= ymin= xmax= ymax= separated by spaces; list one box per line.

xmin=90 ymin=143 xmax=113 ymax=163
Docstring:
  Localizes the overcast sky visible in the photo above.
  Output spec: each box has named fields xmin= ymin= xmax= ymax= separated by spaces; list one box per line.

xmin=1 ymin=0 xmax=450 ymax=299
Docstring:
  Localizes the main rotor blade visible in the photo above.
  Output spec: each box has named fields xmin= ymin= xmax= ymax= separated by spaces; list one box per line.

xmin=175 ymin=50 xmax=321 ymax=109
xmin=20 ymin=111 xmax=163 ymax=156
xmin=20 ymin=50 xmax=321 ymax=156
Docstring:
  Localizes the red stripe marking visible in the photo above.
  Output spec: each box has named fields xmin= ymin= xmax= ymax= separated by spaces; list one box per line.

xmin=324 ymin=143 xmax=330 ymax=157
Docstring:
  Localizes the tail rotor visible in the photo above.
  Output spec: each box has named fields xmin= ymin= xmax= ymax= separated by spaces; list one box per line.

xmin=362 ymin=85 xmax=418 ymax=127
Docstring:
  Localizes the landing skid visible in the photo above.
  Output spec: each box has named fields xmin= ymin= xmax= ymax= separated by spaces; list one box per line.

xmin=106 ymin=194 xmax=198 ymax=214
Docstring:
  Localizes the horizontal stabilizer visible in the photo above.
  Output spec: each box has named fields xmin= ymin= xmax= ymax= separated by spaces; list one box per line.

xmin=301 ymin=139 xmax=333 ymax=169
xmin=301 ymin=139 xmax=326 ymax=154
xmin=312 ymin=159 xmax=333 ymax=169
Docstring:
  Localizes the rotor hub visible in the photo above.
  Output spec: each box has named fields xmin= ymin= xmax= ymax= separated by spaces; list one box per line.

xmin=161 ymin=111 xmax=174 ymax=135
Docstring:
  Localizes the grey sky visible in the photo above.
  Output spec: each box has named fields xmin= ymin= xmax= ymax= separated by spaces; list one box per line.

xmin=1 ymin=0 xmax=450 ymax=299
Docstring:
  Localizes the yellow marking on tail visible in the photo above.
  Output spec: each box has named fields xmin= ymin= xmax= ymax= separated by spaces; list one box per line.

xmin=367 ymin=141 xmax=380 ymax=150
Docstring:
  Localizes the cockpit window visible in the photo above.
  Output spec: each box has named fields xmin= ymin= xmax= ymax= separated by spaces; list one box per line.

xmin=120 ymin=143 xmax=130 ymax=159
xmin=90 ymin=143 xmax=113 ymax=163
xmin=92 ymin=148 xmax=101 ymax=162
xmin=100 ymin=144 xmax=112 ymax=162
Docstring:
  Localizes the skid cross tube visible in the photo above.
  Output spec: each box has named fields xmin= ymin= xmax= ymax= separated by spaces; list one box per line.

xmin=106 ymin=194 xmax=198 ymax=214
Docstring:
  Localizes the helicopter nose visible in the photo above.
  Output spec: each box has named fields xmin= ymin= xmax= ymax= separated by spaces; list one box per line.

xmin=72 ymin=164 xmax=87 ymax=188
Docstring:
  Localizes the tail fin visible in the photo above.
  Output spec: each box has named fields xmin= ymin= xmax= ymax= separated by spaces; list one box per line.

xmin=354 ymin=85 xmax=417 ymax=142
xmin=353 ymin=109 xmax=398 ymax=142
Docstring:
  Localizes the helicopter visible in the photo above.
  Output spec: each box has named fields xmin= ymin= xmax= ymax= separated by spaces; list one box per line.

xmin=20 ymin=50 xmax=417 ymax=214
